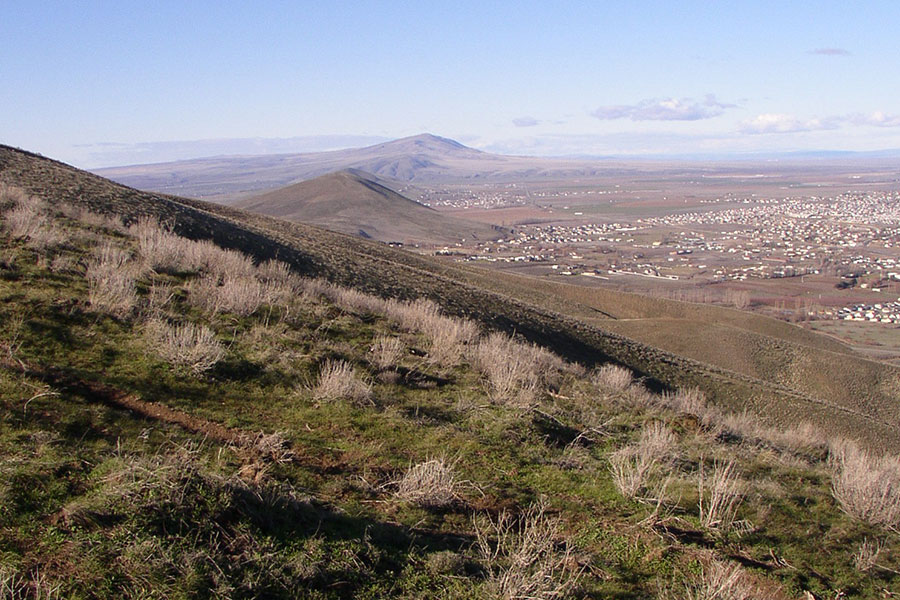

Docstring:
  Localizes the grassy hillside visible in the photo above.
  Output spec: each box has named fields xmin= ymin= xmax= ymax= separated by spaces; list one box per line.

xmin=2 ymin=179 xmax=899 ymax=599
xmin=234 ymin=169 xmax=503 ymax=245
xmin=2 ymin=144 xmax=899 ymax=453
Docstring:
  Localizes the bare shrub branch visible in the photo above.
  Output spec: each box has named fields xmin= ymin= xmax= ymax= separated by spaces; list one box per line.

xmin=369 ymin=335 xmax=404 ymax=370
xmin=659 ymin=559 xmax=760 ymax=600
xmin=698 ymin=459 xmax=744 ymax=533
xmin=474 ymin=500 xmax=581 ymax=599
xmin=85 ymin=243 xmax=138 ymax=318
xmin=853 ymin=537 xmax=884 ymax=572
xmin=592 ymin=364 xmax=634 ymax=392
xmin=830 ymin=440 xmax=900 ymax=531
xmin=423 ymin=315 xmax=479 ymax=366
xmin=188 ymin=273 xmax=266 ymax=317
xmin=313 ymin=359 xmax=373 ymax=404
xmin=144 ymin=318 xmax=225 ymax=374
xmin=395 ymin=457 xmax=460 ymax=508
xmin=609 ymin=422 xmax=676 ymax=500
xmin=130 ymin=216 xmax=188 ymax=272
xmin=473 ymin=333 xmax=564 ymax=407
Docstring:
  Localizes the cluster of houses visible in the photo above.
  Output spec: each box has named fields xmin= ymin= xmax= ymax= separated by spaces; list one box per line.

xmin=832 ymin=300 xmax=900 ymax=324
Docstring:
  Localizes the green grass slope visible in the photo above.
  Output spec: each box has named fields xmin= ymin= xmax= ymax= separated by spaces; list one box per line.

xmin=2 ymin=144 xmax=899 ymax=452
xmin=1 ymin=178 xmax=899 ymax=599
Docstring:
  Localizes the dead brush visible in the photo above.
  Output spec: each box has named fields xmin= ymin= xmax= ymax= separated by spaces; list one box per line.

xmin=1 ymin=193 xmax=47 ymax=239
xmin=592 ymin=363 xmax=634 ymax=392
xmin=423 ymin=315 xmax=479 ymax=367
xmin=609 ymin=422 xmax=677 ymax=500
xmin=473 ymin=332 xmax=559 ymax=407
xmin=312 ymin=359 xmax=373 ymax=404
xmin=0 ymin=568 xmax=62 ymax=600
xmin=144 ymin=318 xmax=225 ymax=374
xmin=830 ymin=440 xmax=900 ymax=531
xmin=474 ymin=500 xmax=582 ymax=599
xmin=394 ymin=457 xmax=462 ymax=508
xmin=698 ymin=459 xmax=744 ymax=534
xmin=369 ymin=335 xmax=405 ymax=370
xmin=188 ymin=272 xmax=266 ymax=317
xmin=58 ymin=202 xmax=124 ymax=231
xmin=85 ymin=243 xmax=139 ymax=318
xmin=658 ymin=559 xmax=760 ymax=600
xmin=1 ymin=192 xmax=65 ymax=251
xmin=0 ymin=182 xmax=29 ymax=208
xmin=660 ymin=387 xmax=709 ymax=419
xmin=130 ymin=216 xmax=189 ymax=272
xmin=332 ymin=286 xmax=388 ymax=315
xmin=383 ymin=297 xmax=442 ymax=332
xmin=853 ymin=537 xmax=885 ymax=572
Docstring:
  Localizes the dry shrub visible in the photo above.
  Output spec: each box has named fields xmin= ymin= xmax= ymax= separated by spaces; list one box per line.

xmin=473 ymin=333 xmax=563 ymax=407
xmin=592 ymin=364 xmax=634 ymax=392
xmin=49 ymin=253 xmax=79 ymax=274
xmin=474 ymin=333 xmax=540 ymax=406
xmin=147 ymin=282 xmax=176 ymax=311
xmin=852 ymin=537 xmax=884 ymax=572
xmin=244 ymin=431 xmax=295 ymax=465
xmin=718 ymin=414 xmax=828 ymax=462
xmin=369 ymin=335 xmax=404 ymax=370
xmin=0 ymin=568 xmax=62 ymax=600
xmin=661 ymin=387 xmax=709 ymax=418
xmin=830 ymin=440 xmax=900 ymax=530
xmin=257 ymin=259 xmax=303 ymax=296
xmin=395 ymin=457 xmax=460 ymax=508
xmin=660 ymin=559 xmax=760 ymax=600
xmin=313 ymin=359 xmax=373 ymax=404
xmin=85 ymin=243 xmax=138 ymax=318
xmin=1 ymin=194 xmax=46 ymax=239
xmin=58 ymin=203 xmax=124 ymax=231
xmin=298 ymin=277 xmax=335 ymax=301
xmin=1 ymin=192 xmax=64 ymax=251
xmin=201 ymin=246 xmax=256 ymax=280
xmin=609 ymin=422 xmax=677 ymax=500
xmin=475 ymin=500 xmax=581 ymax=599
xmin=765 ymin=421 xmax=827 ymax=457
xmin=130 ymin=216 xmax=188 ymax=272
xmin=24 ymin=223 xmax=65 ymax=251
xmin=333 ymin=286 xmax=387 ymax=315
xmin=0 ymin=183 xmax=30 ymax=208
xmin=256 ymin=259 xmax=293 ymax=283
xmin=698 ymin=459 xmax=744 ymax=533
xmin=131 ymin=218 xmax=256 ymax=277
xmin=188 ymin=273 xmax=266 ymax=317
xmin=383 ymin=297 xmax=442 ymax=332
xmin=145 ymin=318 xmax=225 ymax=374
xmin=423 ymin=315 xmax=479 ymax=366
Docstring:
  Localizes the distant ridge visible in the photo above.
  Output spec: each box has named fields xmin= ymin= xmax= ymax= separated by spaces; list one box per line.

xmin=94 ymin=133 xmax=618 ymax=202
xmin=235 ymin=168 xmax=504 ymax=245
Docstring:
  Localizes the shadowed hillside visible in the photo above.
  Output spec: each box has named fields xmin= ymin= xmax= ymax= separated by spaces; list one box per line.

xmin=3 ymin=144 xmax=900 ymax=451
xmin=235 ymin=168 xmax=504 ymax=245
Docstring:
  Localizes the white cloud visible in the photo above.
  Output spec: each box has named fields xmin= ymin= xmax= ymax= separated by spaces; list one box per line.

xmin=512 ymin=116 xmax=540 ymax=127
xmin=809 ymin=47 xmax=851 ymax=56
xmin=592 ymin=94 xmax=735 ymax=121
xmin=739 ymin=113 xmax=840 ymax=134
xmin=851 ymin=111 xmax=900 ymax=128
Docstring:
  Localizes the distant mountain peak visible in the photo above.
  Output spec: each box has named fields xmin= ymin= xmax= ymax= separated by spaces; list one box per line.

xmin=368 ymin=133 xmax=481 ymax=157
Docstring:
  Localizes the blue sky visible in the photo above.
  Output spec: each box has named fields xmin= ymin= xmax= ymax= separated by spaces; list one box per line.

xmin=2 ymin=1 xmax=900 ymax=167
